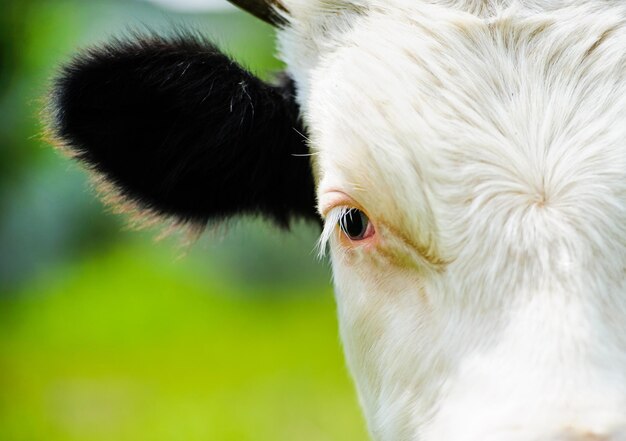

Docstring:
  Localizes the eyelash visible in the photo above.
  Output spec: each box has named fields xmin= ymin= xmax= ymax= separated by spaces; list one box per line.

xmin=316 ymin=206 xmax=375 ymax=257
xmin=338 ymin=207 xmax=372 ymax=241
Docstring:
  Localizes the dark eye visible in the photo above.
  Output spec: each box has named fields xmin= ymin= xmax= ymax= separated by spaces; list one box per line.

xmin=339 ymin=208 xmax=371 ymax=240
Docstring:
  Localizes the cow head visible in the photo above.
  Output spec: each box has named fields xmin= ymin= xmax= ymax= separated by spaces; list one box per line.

xmin=47 ymin=1 xmax=626 ymax=440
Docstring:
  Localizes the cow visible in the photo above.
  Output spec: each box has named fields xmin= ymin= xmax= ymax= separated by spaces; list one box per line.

xmin=46 ymin=1 xmax=626 ymax=440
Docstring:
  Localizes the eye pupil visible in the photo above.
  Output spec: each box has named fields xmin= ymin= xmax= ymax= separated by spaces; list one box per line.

xmin=339 ymin=208 xmax=369 ymax=240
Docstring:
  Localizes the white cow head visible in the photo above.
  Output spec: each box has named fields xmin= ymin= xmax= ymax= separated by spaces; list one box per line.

xmin=47 ymin=1 xmax=626 ymax=440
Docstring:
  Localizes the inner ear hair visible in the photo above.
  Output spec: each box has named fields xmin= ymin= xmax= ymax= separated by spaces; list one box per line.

xmin=46 ymin=31 xmax=318 ymax=237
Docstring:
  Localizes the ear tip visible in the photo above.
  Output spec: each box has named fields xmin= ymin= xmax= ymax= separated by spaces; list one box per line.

xmin=44 ymin=33 xmax=212 ymax=154
xmin=43 ymin=64 xmax=78 ymax=159
xmin=43 ymin=31 xmax=318 ymax=234
xmin=44 ymin=65 xmax=91 ymax=167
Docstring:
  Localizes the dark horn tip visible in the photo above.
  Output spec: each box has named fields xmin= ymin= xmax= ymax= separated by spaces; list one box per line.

xmin=227 ymin=0 xmax=287 ymax=26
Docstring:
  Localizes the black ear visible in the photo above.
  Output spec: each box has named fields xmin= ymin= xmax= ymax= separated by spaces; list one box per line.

xmin=47 ymin=33 xmax=317 ymax=229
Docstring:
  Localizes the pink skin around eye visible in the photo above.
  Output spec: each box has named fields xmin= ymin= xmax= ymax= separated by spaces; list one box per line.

xmin=360 ymin=218 xmax=375 ymax=240
xmin=319 ymin=190 xmax=354 ymax=216
xmin=320 ymin=190 xmax=377 ymax=245
xmin=343 ymin=214 xmax=376 ymax=249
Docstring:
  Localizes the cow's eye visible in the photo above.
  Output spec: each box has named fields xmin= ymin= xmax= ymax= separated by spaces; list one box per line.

xmin=339 ymin=208 xmax=372 ymax=241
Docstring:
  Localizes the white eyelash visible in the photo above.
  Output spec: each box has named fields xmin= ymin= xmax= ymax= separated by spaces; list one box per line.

xmin=316 ymin=206 xmax=348 ymax=258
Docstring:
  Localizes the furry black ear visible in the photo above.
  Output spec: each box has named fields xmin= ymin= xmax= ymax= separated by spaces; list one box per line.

xmin=47 ymin=33 xmax=317 ymax=230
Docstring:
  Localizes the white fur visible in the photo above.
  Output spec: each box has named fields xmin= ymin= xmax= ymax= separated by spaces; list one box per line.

xmin=276 ymin=1 xmax=626 ymax=440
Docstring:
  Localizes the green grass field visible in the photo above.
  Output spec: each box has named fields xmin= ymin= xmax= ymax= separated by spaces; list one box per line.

xmin=0 ymin=244 xmax=368 ymax=441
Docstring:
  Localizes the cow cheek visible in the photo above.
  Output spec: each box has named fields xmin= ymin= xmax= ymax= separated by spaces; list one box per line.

xmin=329 ymin=245 xmax=436 ymax=422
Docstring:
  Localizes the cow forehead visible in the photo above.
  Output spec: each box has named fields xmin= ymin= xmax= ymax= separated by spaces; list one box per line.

xmin=280 ymin=1 xmax=626 ymax=263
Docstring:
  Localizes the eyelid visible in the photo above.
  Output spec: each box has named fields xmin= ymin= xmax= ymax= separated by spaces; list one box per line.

xmin=319 ymin=190 xmax=359 ymax=218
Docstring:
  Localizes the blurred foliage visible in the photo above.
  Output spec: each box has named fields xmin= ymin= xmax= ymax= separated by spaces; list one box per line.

xmin=0 ymin=245 xmax=365 ymax=441
xmin=0 ymin=0 xmax=367 ymax=439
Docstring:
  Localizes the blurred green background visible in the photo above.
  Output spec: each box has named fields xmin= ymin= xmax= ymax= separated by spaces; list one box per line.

xmin=0 ymin=1 xmax=368 ymax=439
